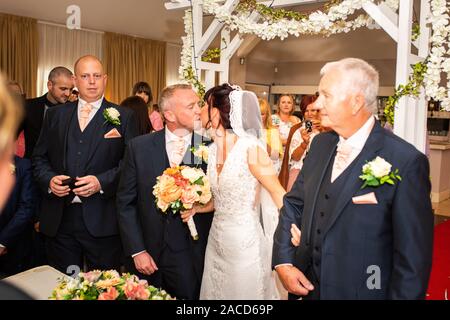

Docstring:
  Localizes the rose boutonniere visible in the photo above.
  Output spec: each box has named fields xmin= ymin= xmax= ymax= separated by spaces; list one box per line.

xmin=103 ymin=107 xmax=121 ymax=126
xmin=191 ymin=144 xmax=209 ymax=164
xmin=359 ymin=156 xmax=401 ymax=189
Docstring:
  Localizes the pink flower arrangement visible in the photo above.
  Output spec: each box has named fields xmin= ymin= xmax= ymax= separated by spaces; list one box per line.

xmin=51 ymin=270 xmax=174 ymax=300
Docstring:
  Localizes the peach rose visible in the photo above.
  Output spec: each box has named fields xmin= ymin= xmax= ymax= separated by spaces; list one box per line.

xmin=98 ymin=287 xmax=119 ymax=300
xmin=156 ymin=175 xmax=182 ymax=203
xmin=181 ymin=185 xmax=200 ymax=209
xmin=123 ymin=281 xmax=150 ymax=300
xmin=95 ymin=278 xmax=122 ymax=289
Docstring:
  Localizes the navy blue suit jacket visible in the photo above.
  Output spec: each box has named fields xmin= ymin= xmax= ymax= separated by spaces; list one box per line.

xmin=32 ymin=99 xmax=138 ymax=237
xmin=273 ymin=121 xmax=434 ymax=299
xmin=0 ymin=157 xmax=37 ymax=267
xmin=117 ymin=130 xmax=213 ymax=278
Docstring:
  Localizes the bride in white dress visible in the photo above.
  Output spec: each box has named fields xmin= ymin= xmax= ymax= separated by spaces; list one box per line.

xmin=192 ymin=84 xmax=287 ymax=300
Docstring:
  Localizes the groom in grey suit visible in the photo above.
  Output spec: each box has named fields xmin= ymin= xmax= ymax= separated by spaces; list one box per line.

xmin=273 ymin=58 xmax=433 ymax=300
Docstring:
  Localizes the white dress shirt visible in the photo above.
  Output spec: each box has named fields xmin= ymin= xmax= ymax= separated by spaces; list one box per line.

xmin=77 ymin=96 xmax=103 ymax=127
xmin=165 ymin=127 xmax=192 ymax=166
xmin=331 ymin=116 xmax=375 ymax=182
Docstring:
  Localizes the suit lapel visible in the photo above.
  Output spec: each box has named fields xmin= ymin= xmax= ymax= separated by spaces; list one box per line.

xmin=61 ymin=102 xmax=78 ymax=171
xmin=305 ymin=133 xmax=339 ymax=245
xmin=153 ymin=130 xmax=170 ymax=174
xmin=85 ymin=99 xmax=109 ymax=165
xmin=181 ymin=133 xmax=209 ymax=168
xmin=322 ymin=122 xmax=385 ymax=236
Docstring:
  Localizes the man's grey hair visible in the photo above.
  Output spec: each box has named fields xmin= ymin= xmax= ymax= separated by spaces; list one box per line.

xmin=48 ymin=66 xmax=73 ymax=82
xmin=158 ymin=83 xmax=193 ymax=114
xmin=320 ymin=58 xmax=379 ymax=115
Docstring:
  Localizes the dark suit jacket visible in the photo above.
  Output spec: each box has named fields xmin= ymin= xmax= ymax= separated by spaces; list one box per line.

xmin=32 ymin=99 xmax=138 ymax=238
xmin=273 ymin=121 xmax=434 ymax=299
xmin=23 ymin=94 xmax=55 ymax=159
xmin=117 ymin=130 xmax=213 ymax=276
xmin=0 ymin=157 xmax=37 ymax=272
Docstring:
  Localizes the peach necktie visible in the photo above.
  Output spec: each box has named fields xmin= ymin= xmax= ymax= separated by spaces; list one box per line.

xmin=170 ymin=138 xmax=185 ymax=167
xmin=331 ymin=141 xmax=352 ymax=183
xmin=79 ymin=103 xmax=93 ymax=131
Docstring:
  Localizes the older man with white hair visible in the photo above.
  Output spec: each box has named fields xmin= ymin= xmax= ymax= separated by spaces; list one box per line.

xmin=273 ymin=58 xmax=433 ymax=300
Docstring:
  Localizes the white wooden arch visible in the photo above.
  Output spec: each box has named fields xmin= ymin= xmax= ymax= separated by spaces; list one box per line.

xmin=165 ymin=0 xmax=430 ymax=153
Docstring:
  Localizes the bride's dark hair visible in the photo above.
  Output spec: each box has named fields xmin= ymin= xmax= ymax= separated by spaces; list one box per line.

xmin=204 ymin=83 xmax=234 ymax=130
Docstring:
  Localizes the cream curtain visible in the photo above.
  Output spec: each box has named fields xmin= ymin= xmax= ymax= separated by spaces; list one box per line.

xmin=37 ymin=23 xmax=103 ymax=96
xmin=0 ymin=13 xmax=38 ymax=98
xmin=103 ymin=32 xmax=166 ymax=104
xmin=166 ymin=43 xmax=182 ymax=87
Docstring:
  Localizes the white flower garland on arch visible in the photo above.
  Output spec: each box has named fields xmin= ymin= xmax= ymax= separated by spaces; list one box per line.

xmin=180 ymin=0 xmax=450 ymax=111
xmin=425 ymin=0 xmax=450 ymax=110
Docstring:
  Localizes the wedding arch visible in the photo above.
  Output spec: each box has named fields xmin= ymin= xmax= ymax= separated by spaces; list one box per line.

xmin=165 ymin=0 xmax=450 ymax=153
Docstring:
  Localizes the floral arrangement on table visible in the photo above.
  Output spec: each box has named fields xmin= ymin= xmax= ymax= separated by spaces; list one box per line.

xmin=50 ymin=270 xmax=174 ymax=300
xmin=153 ymin=166 xmax=212 ymax=240
xmin=179 ymin=0 xmax=450 ymax=115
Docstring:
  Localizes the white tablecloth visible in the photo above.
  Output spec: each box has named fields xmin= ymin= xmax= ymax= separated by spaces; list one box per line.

xmin=3 ymin=265 xmax=69 ymax=300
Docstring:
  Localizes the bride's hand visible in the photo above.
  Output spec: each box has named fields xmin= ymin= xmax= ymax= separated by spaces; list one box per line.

xmin=181 ymin=207 xmax=196 ymax=223
xmin=290 ymin=224 xmax=301 ymax=247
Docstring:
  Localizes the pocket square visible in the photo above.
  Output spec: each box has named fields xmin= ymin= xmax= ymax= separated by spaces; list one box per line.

xmin=352 ymin=192 xmax=378 ymax=204
xmin=104 ymin=128 xmax=122 ymax=138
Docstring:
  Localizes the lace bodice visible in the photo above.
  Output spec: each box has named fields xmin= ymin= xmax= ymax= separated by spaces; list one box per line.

xmin=208 ymin=137 xmax=260 ymax=218
xmin=200 ymin=136 xmax=282 ymax=300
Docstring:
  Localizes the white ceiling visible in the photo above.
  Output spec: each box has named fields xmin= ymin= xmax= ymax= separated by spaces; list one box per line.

xmin=0 ymin=0 xmax=397 ymax=62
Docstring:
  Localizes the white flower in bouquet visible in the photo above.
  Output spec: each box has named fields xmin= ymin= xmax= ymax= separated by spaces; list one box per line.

xmin=181 ymin=166 xmax=204 ymax=183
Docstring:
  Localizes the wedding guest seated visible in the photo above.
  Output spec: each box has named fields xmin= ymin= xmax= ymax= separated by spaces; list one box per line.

xmin=259 ymin=98 xmax=283 ymax=173
xmin=279 ymin=95 xmax=325 ymax=191
xmin=0 ymin=155 xmax=38 ymax=277
xmin=271 ymin=94 xmax=300 ymax=148
xmin=120 ymin=96 xmax=154 ymax=135
xmin=132 ymin=81 xmax=164 ymax=131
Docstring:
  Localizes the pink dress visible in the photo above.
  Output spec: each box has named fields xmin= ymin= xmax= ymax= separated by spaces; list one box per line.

xmin=149 ymin=111 xmax=164 ymax=131
xmin=15 ymin=130 xmax=25 ymax=158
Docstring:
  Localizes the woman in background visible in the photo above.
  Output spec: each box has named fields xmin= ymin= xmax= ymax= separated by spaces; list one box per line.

xmin=132 ymin=81 xmax=164 ymax=131
xmin=258 ymin=98 xmax=283 ymax=173
xmin=271 ymin=94 xmax=300 ymax=147
xmin=120 ymin=96 xmax=153 ymax=136
xmin=279 ymin=95 xmax=324 ymax=191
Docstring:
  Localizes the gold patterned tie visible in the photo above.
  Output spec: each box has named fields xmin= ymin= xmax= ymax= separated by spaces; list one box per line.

xmin=79 ymin=103 xmax=93 ymax=131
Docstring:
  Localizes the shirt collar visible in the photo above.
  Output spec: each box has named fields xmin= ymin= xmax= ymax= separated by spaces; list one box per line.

xmin=165 ymin=126 xmax=192 ymax=145
xmin=78 ymin=96 xmax=104 ymax=110
xmin=339 ymin=116 xmax=375 ymax=151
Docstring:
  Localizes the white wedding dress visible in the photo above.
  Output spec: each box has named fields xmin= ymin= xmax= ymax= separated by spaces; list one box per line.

xmin=200 ymin=136 xmax=280 ymax=300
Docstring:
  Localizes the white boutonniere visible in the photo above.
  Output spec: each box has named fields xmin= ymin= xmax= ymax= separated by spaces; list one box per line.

xmin=103 ymin=107 xmax=121 ymax=126
xmin=191 ymin=144 xmax=209 ymax=164
xmin=10 ymin=163 xmax=16 ymax=174
xmin=359 ymin=156 xmax=401 ymax=189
